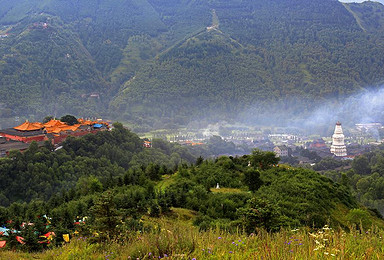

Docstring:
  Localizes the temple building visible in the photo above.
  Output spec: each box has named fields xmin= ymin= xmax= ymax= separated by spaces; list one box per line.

xmin=308 ymin=138 xmax=327 ymax=149
xmin=330 ymin=121 xmax=347 ymax=157
xmin=0 ymin=136 xmax=30 ymax=157
xmin=0 ymin=121 xmax=46 ymax=143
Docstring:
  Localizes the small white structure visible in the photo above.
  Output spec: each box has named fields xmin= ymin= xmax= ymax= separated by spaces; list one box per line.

xmin=216 ymin=183 xmax=220 ymax=189
xmin=330 ymin=121 xmax=347 ymax=157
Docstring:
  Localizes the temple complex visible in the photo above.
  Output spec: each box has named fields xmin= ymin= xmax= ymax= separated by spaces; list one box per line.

xmin=330 ymin=121 xmax=347 ymax=157
xmin=0 ymin=119 xmax=109 ymax=145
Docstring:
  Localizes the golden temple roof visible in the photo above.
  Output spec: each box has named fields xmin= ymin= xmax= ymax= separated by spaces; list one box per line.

xmin=14 ymin=121 xmax=44 ymax=131
xmin=43 ymin=120 xmax=66 ymax=128
xmin=13 ymin=118 xmax=109 ymax=134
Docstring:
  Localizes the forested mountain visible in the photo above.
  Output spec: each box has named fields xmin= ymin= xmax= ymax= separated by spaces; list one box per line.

xmin=0 ymin=0 xmax=210 ymax=121
xmin=112 ymin=0 xmax=384 ymax=126
xmin=1 ymin=0 xmax=384 ymax=127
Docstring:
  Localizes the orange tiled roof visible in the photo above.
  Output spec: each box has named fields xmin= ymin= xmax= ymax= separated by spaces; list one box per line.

xmin=43 ymin=120 xmax=66 ymax=128
xmin=191 ymin=142 xmax=204 ymax=146
xmin=78 ymin=118 xmax=109 ymax=126
xmin=14 ymin=118 xmax=108 ymax=134
xmin=45 ymin=124 xmax=81 ymax=134
xmin=45 ymin=126 xmax=62 ymax=134
xmin=14 ymin=121 xmax=44 ymax=131
xmin=60 ymin=124 xmax=80 ymax=131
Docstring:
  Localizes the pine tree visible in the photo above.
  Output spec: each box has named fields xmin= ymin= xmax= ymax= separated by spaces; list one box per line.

xmin=90 ymin=191 xmax=120 ymax=241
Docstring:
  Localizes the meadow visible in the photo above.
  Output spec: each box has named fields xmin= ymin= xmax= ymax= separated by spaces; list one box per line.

xmin=2 ymin=218 xmax=384 ymax=260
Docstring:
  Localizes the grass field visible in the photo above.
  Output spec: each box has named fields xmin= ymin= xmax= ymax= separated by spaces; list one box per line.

xmin=2 ymin=216 xmax=384 ymax=260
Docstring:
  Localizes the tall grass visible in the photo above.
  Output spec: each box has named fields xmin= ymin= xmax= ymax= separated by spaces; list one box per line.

xmin=1 ymin=222 xmax=384 ymax=259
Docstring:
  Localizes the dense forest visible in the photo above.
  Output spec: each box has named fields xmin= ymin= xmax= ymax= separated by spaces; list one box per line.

xmin=1 ymin=0 xmax=384 ymax=127
xmin=0 ymin=123 xmax=201 ymax=205
xmin=315 ymin=144 xmax=384 ymax=217
xmin=0 ymin=127 xmax=382 ymax=253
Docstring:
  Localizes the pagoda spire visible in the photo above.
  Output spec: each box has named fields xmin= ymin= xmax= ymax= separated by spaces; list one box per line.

xmin=330 ymin=121 xmax=347 ymax=157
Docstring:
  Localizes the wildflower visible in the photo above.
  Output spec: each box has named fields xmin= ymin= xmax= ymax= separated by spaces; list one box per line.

xmin=149 ymin=252 xmax=152 ymax=256
xmin=192 ymin=258 xmax=196 ymax=260
xmin=299 ymin=243 xmax=303 ymax=245
xmin=238 ymin=240 xmax=241 ymax=242
xmin=324 ymin=252 xmax=329 ymax=255
xmin=218 ymin=237 xmax=222 ymax=239
xmin=229 ymin=251 xmax=233 ymax=253
xmin=164 ymin=254 xmax=168 ymax=257
xmin=331 ymin=254 xmax=335 ymax=256
xmin=232 ymin=242 xmax=235 ymax=244
xmin=323 ymin=225 xmax=331 ymax=231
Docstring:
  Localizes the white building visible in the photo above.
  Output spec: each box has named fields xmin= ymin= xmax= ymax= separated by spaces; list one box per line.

xmin=274 ymin=145 xmax=289 ymax=157
xmin=355 ymin=123 xmax=382 ymax=132
xmin=330 ymin=121 xmax=347 ymax=157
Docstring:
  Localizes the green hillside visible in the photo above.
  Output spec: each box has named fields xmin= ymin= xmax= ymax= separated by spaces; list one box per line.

xmin=0 ymin=14 xmax=107 ymax=118
xmin=0 ymin=130 xmax=383 ymax=256
xmin=1 ymin=0 xmax=384 ymax=126
xmin=0 ymin=0 xmax=210 ymax=120
xmin=112 ymin=0 xmax=384 ymax=127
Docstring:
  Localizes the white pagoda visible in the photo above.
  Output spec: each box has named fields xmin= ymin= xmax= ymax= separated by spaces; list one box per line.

xmin=330 ymin=121 xmax=347 ymax=157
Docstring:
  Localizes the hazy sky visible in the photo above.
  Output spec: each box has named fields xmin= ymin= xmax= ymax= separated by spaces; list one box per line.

xmin=339 ymin=0 xmax=384 ymax=4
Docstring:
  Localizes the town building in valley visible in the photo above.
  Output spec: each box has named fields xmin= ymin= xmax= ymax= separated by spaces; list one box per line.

xmin=274 ymin=145 xmax=289 ymax=157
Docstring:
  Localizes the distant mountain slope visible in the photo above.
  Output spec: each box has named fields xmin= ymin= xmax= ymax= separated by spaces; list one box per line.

xmin=111 ymin=30 xmax=274 ymax=124
xmin=1 ymin=0 xmax=384 ymax=126
xmin=0 ymin=0 xmax=210 ymax=119
xmin=111 ymin=0 xmax=384 ymax=127
xmin=0 ymin=14 xmax=107 ymax=117
xmin=344 ymin=1 xmax=384 ymax=33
